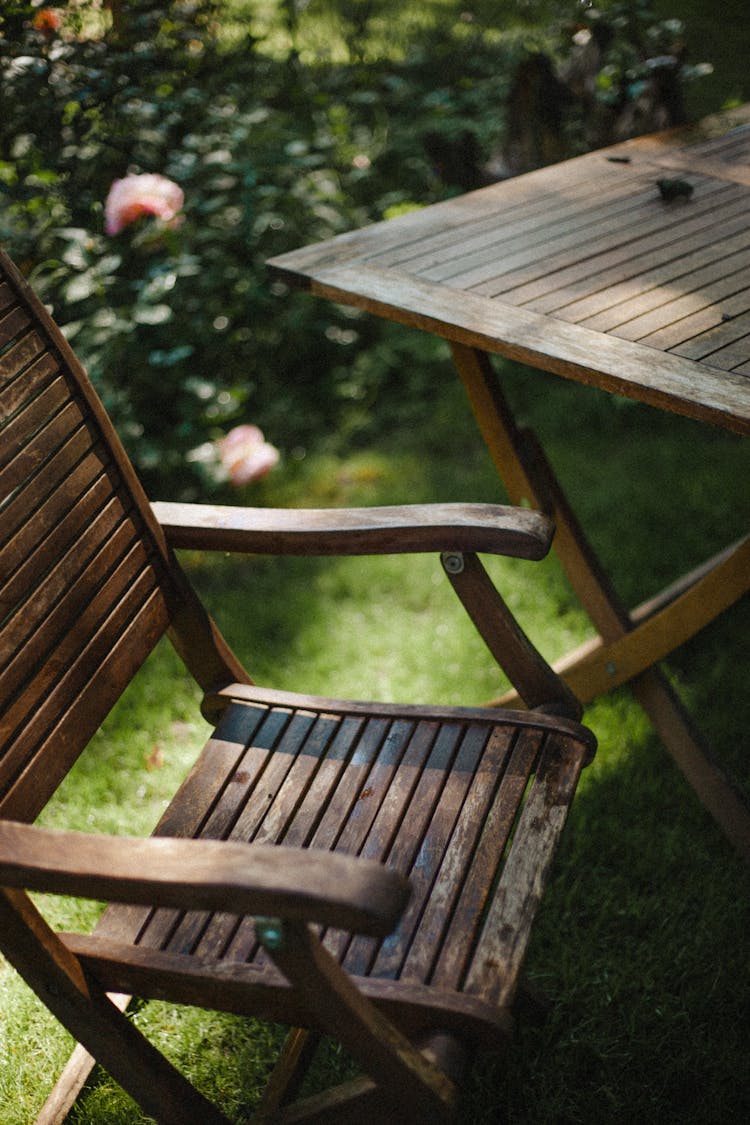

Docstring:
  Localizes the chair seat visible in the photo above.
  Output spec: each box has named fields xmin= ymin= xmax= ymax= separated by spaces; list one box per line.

xmin=77 ymin=686 xmax=594 ymax=1048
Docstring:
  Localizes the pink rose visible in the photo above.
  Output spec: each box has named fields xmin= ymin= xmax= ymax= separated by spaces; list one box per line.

xmin=217 ymin=425 xmax=280 ymax=486
xmin=104 ymin=174 xmax=184 ymax=235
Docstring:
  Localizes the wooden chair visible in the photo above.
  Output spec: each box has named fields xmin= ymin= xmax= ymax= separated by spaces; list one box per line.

xmin=0 ymin=246 xmax=596 ymax=1124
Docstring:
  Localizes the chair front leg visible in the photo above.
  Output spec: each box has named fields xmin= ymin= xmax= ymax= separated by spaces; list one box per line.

xmin=255 ymin=917 xmax=458 ymax=1123
xmin=0 ymin=887 xmax=231 ymax=1125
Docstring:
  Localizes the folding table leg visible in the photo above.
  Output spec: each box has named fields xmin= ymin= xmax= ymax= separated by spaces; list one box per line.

xmin=450 ymin=342 xmax=750 ymax=863
xmin=524 ymin=535 xmax=750 ymax=703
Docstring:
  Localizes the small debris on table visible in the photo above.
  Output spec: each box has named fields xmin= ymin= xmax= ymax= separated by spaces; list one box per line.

xmin=657 ymin=178 xmax=694 ymax=202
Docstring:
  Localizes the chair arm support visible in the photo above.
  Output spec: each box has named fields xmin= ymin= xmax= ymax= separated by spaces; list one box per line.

xmin=442 ymin=552 xmax=583 ymax=720
xmin=0 ymin=822 xmax=409 ymax=938
xmin=151 ymin=500 xmax=553 ymax=561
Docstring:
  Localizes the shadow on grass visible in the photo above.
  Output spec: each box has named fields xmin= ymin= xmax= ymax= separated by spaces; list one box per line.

xmin=465 ymin=724 xmax=750 ymax=1124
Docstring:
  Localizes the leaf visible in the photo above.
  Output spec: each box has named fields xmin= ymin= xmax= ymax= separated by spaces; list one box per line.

xmin=64 ymin=271 xmax=97 ymax=303
xmin=133 ymin=304 xmax=173 ymax=325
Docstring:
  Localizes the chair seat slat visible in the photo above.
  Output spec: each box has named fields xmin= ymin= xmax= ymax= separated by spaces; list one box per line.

xmin=128 ymin=703 xmax=349 ymax=962
xmin=278 ymin=715 xmax=366 ymax=850
xmin=310 ymin=718 xmax=417 ymax=853
xmin=94 ymin=725 xmax=270 ymax=948
xmin=353 ymin=722 xmax=501 ymax=982
xmin=429 ymin=728 xmax=544 ymax=989
xmin=232 ymin=717 xmax=422 ymax=971
xmin=188 ymin=711 xmax=334 ymax=962
xmin=196 ymin=715 xmax=367 ymax=964
xmin=335 ymin=722 xmax=468 ymax=974
xmin=155 ymin=708 xmax=271 ymax=846
xmin=157 ymin=708 xmax=309 ymax=958
xmin=120 ymin=696 xmax=589 ymax=1047
xmin=253 ymin=714 xmax=344 ymax=847
xmin=399 ymin=726 xmax=522 ymax=987
xmin=464 ymin=735 xmax=586 ymax=1009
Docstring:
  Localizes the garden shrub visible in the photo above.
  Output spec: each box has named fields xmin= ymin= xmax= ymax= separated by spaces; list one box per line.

xmin=0 ymin=1 xmax=708 ymax=497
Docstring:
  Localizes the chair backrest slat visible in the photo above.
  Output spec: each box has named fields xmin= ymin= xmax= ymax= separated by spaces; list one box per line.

xmin=2 ymin=480 xmax=126 ymax=618
xmin=0 ymin=512 xmax=155 ymax=716
xmin=0 ymin=281 xmax=15 ymax=312
xmin=0 ymin=304 xmax=33 ymax=347
xmin=0 ymin=572 xmax=169 ymax=819
xmin=0 ymin=252 xmax=181 ymax=820
xmin=0 ymin=331 xmax=49 ymax=386
xmin=3 ymin=436 xmax=96 ymax=535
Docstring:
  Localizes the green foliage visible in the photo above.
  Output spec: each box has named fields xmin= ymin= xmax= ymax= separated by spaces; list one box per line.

xmin=1 ymin=1 xmax=371 ymax=495
xmin=1 ymin=0 xmax=518 ymax=497
xmin=2 ymin=0 xmax=712 ymax=498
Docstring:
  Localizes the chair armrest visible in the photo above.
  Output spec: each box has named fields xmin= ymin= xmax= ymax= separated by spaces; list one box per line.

xmin=151 ymin=500 xmax=553 ymax=561
xmin=0 ymin=822 xmax=409 ymax=938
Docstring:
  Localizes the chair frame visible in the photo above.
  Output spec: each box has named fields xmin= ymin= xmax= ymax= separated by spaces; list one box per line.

xmin=0 ymin=247 xmax=595 ymax=1123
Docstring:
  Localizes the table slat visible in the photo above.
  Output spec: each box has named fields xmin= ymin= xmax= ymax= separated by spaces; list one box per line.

xmin=268 ymin=108 xmax=750 ymax=432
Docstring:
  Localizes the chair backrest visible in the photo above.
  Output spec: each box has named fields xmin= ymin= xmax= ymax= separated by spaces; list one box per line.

xmin=0 ymin=249 xmax=243 ymax=822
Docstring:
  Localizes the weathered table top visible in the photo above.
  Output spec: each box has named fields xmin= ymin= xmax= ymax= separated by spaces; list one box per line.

xmin=268 ymin=104 xmax=750 ymax=435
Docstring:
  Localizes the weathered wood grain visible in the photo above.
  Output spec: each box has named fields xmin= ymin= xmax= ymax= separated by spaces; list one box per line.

xmin=153 ymin=499 xmax=553 ymax=560
xmin=305 ymin=263 xmax=750 ymax=432
xmin=269 ymin=111 xmax=750 ymax=433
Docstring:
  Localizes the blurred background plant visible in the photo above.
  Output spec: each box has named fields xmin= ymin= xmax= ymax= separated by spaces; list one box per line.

xmin=0 ymin=0 xmax=726 ymax=498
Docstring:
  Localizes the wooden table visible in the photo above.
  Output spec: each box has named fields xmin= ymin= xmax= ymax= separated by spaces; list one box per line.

xmin=268 ymin=105 xmax=750 ymax=860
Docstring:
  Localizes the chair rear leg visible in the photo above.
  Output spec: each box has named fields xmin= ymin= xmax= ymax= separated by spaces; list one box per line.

xmin=254 ymin=1028 xmax=321 ymax=1120
xmin=270 ymin=1033 xmax=467 ymax=1125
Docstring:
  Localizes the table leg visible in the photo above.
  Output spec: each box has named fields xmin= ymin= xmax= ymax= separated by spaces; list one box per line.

xmin=450 ymin=343 xmax=750 ymax=862
xmin=538 ymin=535 xmax=750 ymax=702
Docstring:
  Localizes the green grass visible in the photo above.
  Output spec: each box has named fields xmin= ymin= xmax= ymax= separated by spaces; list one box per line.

xmin=1 ymin=358 xmax=748 ymax=1124
xmin=219 ymin=0 xmax=548 ymax=63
